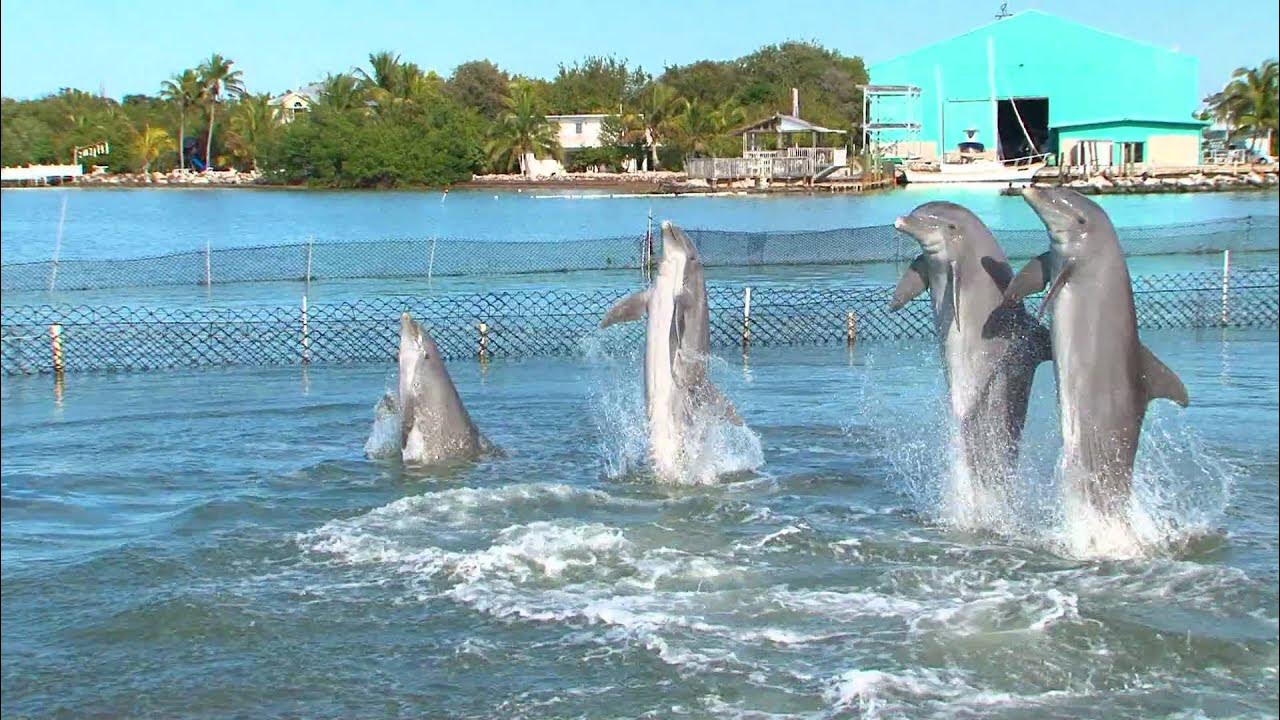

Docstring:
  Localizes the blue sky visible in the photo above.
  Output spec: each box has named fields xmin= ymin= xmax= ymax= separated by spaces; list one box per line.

xmin=2 ymin=0 xmax=1276 ymax=101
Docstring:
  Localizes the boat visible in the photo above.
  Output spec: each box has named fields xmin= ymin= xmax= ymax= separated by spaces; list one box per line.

xmin=901 ymin=154 xmax=1048 ymax=184
xmin=901 ymin=35 xmax=1048 ymax=185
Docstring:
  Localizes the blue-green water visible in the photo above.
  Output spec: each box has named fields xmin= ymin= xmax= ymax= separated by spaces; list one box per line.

xmin=1 ymin=188 xmax=1278 ymax=718
xmin=2 ymin=331 xmax=1276 ymax=718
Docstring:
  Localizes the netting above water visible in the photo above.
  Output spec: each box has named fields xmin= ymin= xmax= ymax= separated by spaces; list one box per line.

xmin=3 ymin=215 xmax=1276 ymax=292
xmin=2 ymin=268 xmax=1275 ymax=375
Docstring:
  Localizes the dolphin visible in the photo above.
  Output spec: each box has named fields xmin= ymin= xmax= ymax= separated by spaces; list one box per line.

xmin=889 ymin=201 xmax=1051 ymax=489
xmin=600 ymin=221 xmax=741 ymax=478
xmin=394 ymin=312 xmax=485 ymax=465
xmin=1006 ymin=187 xmax=1188 ymax=517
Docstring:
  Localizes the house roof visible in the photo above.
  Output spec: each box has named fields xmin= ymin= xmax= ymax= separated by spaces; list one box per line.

xmin=1051 ymin=117 xmax=1209 ymax=129
xmin=547 ymin=114 xmax=611 ymax=120
xmin=268 ymin=82 xmax=323 ymax=106
xmin=731 ymin=113 xmax=847 ymax=136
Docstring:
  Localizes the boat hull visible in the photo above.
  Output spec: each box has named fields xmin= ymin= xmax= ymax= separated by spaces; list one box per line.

xmin=902 ymin=162 xmax=1045 ymax=185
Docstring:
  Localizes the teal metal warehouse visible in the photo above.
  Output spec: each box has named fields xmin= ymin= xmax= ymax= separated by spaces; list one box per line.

xmin=865 ymin=10 xmax=1204 ymax=168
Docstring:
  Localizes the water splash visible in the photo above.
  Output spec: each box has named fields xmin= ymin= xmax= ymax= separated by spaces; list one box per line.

xmin=363 ymin=388 xmax=401 ymax=460
xmin=584 ymin=337 xmax=762 ymax=485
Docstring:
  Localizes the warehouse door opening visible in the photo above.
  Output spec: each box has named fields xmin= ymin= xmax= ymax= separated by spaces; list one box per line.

xmin=997 ymin=98 xmax=1049 ymax=160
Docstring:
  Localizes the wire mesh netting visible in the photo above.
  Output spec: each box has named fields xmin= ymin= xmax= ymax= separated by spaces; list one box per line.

xmin=3 ymin=268 xmax=1275 ymax=375
xmin=3 ymin=215 xmax=1276 ymax=292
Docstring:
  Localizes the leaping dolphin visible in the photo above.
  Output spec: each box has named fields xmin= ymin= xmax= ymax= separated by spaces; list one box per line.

xmin=394 ymin=313 xmax=485 ymax=465
xmin=600 ymin=221 xmax=741 ymax=479
xmin=1006 ymin=187 xmax=1188 ymax=518
xmin=889 ymin=201 xmax=1051 ymax=490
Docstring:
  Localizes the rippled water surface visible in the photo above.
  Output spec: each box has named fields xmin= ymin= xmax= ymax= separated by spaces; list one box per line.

xmin=3 ymin=328 xmax=1276 ymax=719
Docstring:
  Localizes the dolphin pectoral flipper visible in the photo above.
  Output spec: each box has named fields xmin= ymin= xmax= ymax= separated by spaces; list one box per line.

xmin=601 ymin=290 xmax=652 ymax=328
xmin=889 ymin=254 xmax=930 ymax=310
xmin=1138 ymin=344 xmax=1189 ymax=407
xmin=1005 ymin=252 xmax=1052 ymax=304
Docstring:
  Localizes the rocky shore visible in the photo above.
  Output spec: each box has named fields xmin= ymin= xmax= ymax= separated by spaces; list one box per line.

xmin=1004 ymin=166 xmax=1279 ymax=196
xmin=76 ymin=169 xmax=264 ymax=187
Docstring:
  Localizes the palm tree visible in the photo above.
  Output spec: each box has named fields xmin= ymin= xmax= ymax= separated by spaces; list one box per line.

xmin=197 ymin=53 xmax=245 ymax=170
xmin=1206 ymin=60 xmax=1279 ymax=155
xmin=132 ymin=124 xmax=176 ymax=173
xmin=636 ymin=83 xmax=688 ymax=170
xmin=486 ymin=82 xmax=561 ymax=177
xmin=159 ymin=69 xmax=204 ymax=170
xmin=316 ymin=73 xmax=365 ymax=113
xmin=225 ymin=94 xmax=279 ymax=170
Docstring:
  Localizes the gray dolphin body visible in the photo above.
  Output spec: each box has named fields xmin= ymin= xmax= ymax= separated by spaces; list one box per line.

xmin=1007 ymin=188 xmax=1188 ymax=516
xmin=889 ymin=201 xmax=1051 ymax=488
xmin=600 ymin=221 xmax=739 ymax=478
xmin=395 ymin=313 xmax=484 ymax=464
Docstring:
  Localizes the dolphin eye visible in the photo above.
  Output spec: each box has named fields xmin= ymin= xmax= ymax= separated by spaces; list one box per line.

xmin=948 ymin=223 xmax=957 ymax=230
xmin=1077 ymin=217 xmax=1086 ymax=225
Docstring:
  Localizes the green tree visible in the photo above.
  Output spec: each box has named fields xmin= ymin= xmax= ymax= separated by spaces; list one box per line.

xmin=226 ymin=94 xmax=279 ymax=170
xmin=159 ymin=69 xmax=204 ymax=170
xmin=197 ymin=53 xmax=245 ymax=169
xmin=315 ymin=73 xmax=365 ymax=114
xmin=486 ymin=81 xmax=561 ymax=176
xmin=446 ymin=60 xmax=510 ymax=119
xmin=1206 ymin=60 xmax=1279 ymax=155
xmin=548 ymin=55 xmax=649 ymax=114
xmin=636 ymin=83 xmax=688 ymax=170
xmin=132 ymin=124 xmax=175 ymax=172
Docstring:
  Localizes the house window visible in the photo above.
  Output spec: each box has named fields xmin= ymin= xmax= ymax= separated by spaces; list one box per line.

xmin=1122 ymin=141 xmax=1144 ymax=164
xmin=574 ymin=121 xmax=584 ymax=134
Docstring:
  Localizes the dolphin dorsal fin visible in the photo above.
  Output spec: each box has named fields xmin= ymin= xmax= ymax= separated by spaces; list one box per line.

xmin=601 ymin=290 xmax=651 ymax=328
xmin=1005 ymin=252 xmax=1052 ymax=304
xmin=1139 ymin=344 xmax=1189 ymax=407
xmin=889 ymin=254 xmax=930 ymax=311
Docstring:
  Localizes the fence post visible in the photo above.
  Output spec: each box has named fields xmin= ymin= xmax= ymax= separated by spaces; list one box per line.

xmin=846 ymin=311 xmax=857 ymax=348
xmin=741 ymin=287 xmax=752 ymax=350
xmin=1220 ymin=249 xmax=1231 ymax=327
xmin=305 ymin=236 xmax=314 ymax=290
xmin=644 ymin=210 xmax=654 ymax=283
xmin=477 ymin=321 xmax=489 ymax=362
xmin=204 ymin=241 xmax=212 ymax=288
xmin=49 ymin=323 xmax=64 ymax=375
xmin=49 ymin=195 xmax=67 ymax=293
xmin=427 ymin=236 xmax=437 ymax=289
xmin=301 ymin=295 xmax=311 ymax=364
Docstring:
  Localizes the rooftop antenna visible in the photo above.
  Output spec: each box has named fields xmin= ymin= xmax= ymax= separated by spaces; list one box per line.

xmin=995 ymin=2 xmax=1012 ymax=19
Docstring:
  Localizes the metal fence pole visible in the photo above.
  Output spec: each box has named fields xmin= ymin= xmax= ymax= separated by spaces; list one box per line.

xmin=204 ymin=241 xmax=212 ymax=288
xmin=48 ymin=195 xmax=67 ymax=292
xmin=49 ymin=323 xmax=63 ymax=374
xmin=477 ymin=321 xmax=490 ymax=362
xmin=301 ymin=295 xmax=311 ymax=364
xmin=846 ymin=311 xmax=857 ymax=348
xmin=741 ymin=287 xmax=752 ymax=350
xmin=428 ymin=236 xmax=438 ymax=289
xmin=305 ymin=236 xmax=314 ymax=291
xmin=1220 ymin=249 xmax=1231 ymax=327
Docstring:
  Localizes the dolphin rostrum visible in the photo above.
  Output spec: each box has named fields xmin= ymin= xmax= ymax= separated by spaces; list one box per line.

xmin=889 ymin=201 xmax=1051 ymax=490
xmin=600 ymin=221 xmax=741 ymax=479
xmin=1006 ymin=187 xmax=1188 ymax=518
xmin=394 ymin=312 xmax=485 ymax=464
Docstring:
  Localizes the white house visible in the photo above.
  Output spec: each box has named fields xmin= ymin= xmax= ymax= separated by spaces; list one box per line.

xmin=268 ymin=83 xmax=323 ymax=123
xmin=547 ymin=114 xmax=610 ymax=150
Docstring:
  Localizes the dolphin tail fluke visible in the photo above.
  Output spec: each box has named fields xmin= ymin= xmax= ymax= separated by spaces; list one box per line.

xmin=889 ymin=254 xmax=930 ymax=310
xmin=1005 ymin=252 xmax=1052 ymax=304
xmin=601 ymin=290 xmax=652 ymax=328
xmin=1138 ymin=344 xmax=1190 ymax=407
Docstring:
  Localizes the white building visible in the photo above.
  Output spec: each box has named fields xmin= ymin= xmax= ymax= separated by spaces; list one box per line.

xmin=268 ymin=84 xmax=323 ymax=123
xmin=547 ymin=114 xmax=610 ymax=150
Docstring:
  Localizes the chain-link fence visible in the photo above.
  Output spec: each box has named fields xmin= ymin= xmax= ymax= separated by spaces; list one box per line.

xmin=4 ymin=216 xmax=1276 ymax=292
xmin=3 ymin=268 xmax=1275 ymax=375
